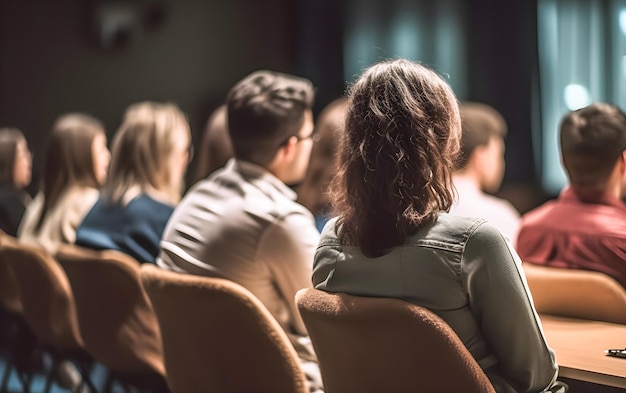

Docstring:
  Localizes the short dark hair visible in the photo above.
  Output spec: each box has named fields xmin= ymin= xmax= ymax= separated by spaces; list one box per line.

xmin=331 ymin=59 xmax=461 ymax=257
xmin=456 ymin=102 xmax=507 ymax=170
xmin=560 ymin=102 xmax=626 ymax=191
xmin=226 ymin=70 xmax=315 ymax=166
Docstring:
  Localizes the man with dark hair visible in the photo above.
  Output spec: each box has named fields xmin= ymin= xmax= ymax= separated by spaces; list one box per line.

xmin=449 ymin=102 xmax=521 ymax=245
xmin=157 ymin=70 xmax=323 ymax=391
xmin=517 ymin=102 xmax=626 ymax=287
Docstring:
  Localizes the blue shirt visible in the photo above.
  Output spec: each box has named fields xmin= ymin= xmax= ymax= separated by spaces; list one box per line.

xmin=76 ymin=194 xmax=174 ymax=264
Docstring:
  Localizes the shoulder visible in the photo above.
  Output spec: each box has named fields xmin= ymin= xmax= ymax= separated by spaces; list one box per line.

xmin=125 ymin=194 xmax=175 ymax=225
xmin=64 ymin=186 xmax=99 ymax=206
xmin=415 ymin=213 xmax=489 ymax=246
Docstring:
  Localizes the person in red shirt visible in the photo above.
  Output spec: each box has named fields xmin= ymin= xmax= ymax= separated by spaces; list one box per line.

xmin=517 ymin=102 xmax=626 ymax=287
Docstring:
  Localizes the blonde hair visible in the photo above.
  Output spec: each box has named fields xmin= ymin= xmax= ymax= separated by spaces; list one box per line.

xmin=102 ymin=101 xmax=190 ymax=205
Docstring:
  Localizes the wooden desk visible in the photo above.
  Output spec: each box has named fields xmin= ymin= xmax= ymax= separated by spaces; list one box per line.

xmin=540 ymin=315 xmax=626 ymax=389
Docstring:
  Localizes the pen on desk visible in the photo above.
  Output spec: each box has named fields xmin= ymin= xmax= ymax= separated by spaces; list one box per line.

xmin=605 ymin=348 xmax=626 ymax=359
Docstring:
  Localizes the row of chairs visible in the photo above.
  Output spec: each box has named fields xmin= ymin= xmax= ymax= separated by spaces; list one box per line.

xmin=0 ymin=231 xmax=498 ymax=393
xmin=2 ymin=226 xmax=624 ymax=393
xmin=0 ymin=233 xmax=309 ymax=393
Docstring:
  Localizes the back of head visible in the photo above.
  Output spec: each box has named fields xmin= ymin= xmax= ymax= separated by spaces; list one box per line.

xmin=192 ymin=105 xmax=233 ymax=182
xmin=333 ymin=59 xmax=461 ymax=257
xmin=456 ymin=102 xmax=507 ymax=170
xmin=560 ymin=102 xmax=626 ymax=193
xmin=38 ymin=113 xmax=104 ymax=229
xmin=226 ymin=70 xmax=315 ymax=167
xmin=0 ymin=127 xmax=25 ymax=186
xmin=103 ymin=101 xmax=190 ymax=205
xmin=297 ymin=97 xmax=348 ymax=214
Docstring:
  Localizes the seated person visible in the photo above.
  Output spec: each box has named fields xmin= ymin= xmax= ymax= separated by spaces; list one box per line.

xmin=449 ymin=102 xmax=521 ymax=245
xmin=19 ymin=113 xmax=110 ymax=253
xmin=158 ymin=70 xmax=323 ymax=392
xmin=0 ymin=128 xmax=32 ymax=236
xmin=517 ymin=102 xmax=626 ymax=288
xmin=191 ymin=104 xmax=234 ymax=184
xmin=76 ymin=101 xmax=191 ymax=264
xmin=312 ymin=59 xmax=563 ymax=393
xmin=296 ymin=97 xmax=348 ymax=232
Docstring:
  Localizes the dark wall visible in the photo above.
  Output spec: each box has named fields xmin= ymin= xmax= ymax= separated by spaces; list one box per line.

xmin=0 ymin=0 xmax=544 ymax=208
xmin=464 ymin=0 xmax=550 ymax=211
xmin=0 ymin=0 xmax=299 ymax=186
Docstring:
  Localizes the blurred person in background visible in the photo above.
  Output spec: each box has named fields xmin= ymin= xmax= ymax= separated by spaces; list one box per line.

xmin=191 ymin=104 xmax=234 ymax=184
xmin=0 ymin=127 xmax=32 ymax=236
xmin=449 ymin=102 xmax=521 ymax=246
xmin=18 ymin=113 xmax=110 ymax=253
xmin=517 ymin=102 xmax=626 ymax=288
xmin=76 ymin=101 xmax=192 ymax=264
xmin=296 ymin=97 xmax=347 ymax=232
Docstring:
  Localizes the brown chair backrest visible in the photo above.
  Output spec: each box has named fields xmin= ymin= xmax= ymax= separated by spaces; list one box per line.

xmin=0 ymin=231 xmax=22 ymax=314
xmin=1 ymin=236 xmax=83 ymax=351
xmin=55 ymin=244 xmax=165 ymax=376
xmin=522 ymin=262 xmax=626 ymax=324
xmin=295 ymin=288 xmax=496 ymax=393
xmin=140 ymin=264 xmax=308 ymax=393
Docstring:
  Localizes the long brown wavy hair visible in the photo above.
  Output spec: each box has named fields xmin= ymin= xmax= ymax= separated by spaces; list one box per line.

xmin=331 ymin=59 xmax=461 ymax=257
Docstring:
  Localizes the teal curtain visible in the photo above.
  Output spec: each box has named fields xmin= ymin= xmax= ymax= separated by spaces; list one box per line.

xmin=537 ymin=0 xmax=626 ymax=193
xmin=343 ymin=0 xmax=467 ymax=98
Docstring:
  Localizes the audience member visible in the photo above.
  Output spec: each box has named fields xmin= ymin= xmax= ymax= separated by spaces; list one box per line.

xmin=296 ymin=97 xmax=347 ymax=232
xmin=312 ymin=59 xmax=564 ymax=393
xmin=0 ymin=128 xmax=32 ymax=236
xmin=191 ymin=104 xmax=234 ymax=184
xmin=18 ymin=113 xmax=110 ymax=253
xmin=449 ymin=102 xmax=521 ymax=245
xmin=157 ymin=70 xmax=323 ymax=392
xmin=517 ymin=102 xmax=626 ymax=288
xmin=75 ymin=101 xmax=191 ymax=264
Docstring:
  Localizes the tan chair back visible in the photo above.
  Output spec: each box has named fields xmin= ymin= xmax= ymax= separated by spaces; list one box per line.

xmin=296 ymin=288 xmax=496 ymax=393
xmin=1 ymin=237 xmax=83 ymax=351
xmin=523 ymin=262 xmax=626 ymax=324
xmin=55 ymin=244 xmax=165 ymax=376
xmin=140 ymin=264 xmax=308 ymax=393
xmin=0 ymin=231 xmax=22 ymax=314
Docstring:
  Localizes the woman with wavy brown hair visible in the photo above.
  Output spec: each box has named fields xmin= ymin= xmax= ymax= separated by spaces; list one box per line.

xmin=312 ymin=59 xmax=565 ymax=393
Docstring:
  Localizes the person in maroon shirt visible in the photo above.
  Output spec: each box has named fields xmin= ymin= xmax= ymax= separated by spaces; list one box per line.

xmin=517 ymin=102 xmax=626 ymax=288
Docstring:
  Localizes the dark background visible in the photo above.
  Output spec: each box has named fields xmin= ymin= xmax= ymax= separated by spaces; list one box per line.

xmin=0 ymin=0 xmax=549 ymax=212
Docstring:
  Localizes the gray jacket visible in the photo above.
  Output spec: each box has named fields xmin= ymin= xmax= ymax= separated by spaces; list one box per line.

xmin=313 ymin=213 xmax=559 ymax=393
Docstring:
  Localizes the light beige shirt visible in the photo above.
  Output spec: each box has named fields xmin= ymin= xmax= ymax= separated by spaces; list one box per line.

xmin=158 ymin=158 xmax=319 ymax=337
xmin=450 ymin=175 xmax=521 ymax=247
xmin=18 ymin=186 xmax=99 ymax=253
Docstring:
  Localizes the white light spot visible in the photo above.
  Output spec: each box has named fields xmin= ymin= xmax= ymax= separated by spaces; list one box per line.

xmin=564 ymin=84 xmax=591 ymax=110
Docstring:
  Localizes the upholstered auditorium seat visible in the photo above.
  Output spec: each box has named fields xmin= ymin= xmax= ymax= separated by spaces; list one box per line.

xmin=140 ymin=264 xmax=308 ymax=393
xmin=523 ymin=262 xmax=626 ymax=324
xmin=296 ymin=288 xmax=495 ymax=393
xmin=55 ymin=244 xmax=168 ymax=393
xmin=2 ymin=237 xmax=96 ymax=393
